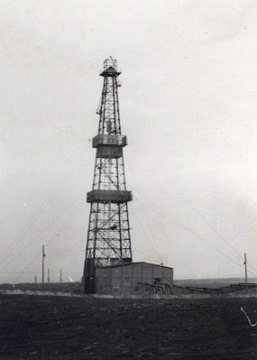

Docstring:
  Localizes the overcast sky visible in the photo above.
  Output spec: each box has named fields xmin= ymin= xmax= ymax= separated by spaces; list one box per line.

xmin=0 ymin=0 xmax=257 ymax=283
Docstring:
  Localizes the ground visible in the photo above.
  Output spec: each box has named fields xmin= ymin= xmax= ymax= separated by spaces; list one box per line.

xmin=0 ymin=295 xmax=257 ymax=359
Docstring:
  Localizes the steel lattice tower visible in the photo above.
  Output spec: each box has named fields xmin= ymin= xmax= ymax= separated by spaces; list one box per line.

xmin=82 ymin=57 xmax=133 ymax=293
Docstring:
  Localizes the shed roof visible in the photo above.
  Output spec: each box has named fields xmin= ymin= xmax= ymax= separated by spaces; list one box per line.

xmin=96 ymin=261 xmax=173 ymax=270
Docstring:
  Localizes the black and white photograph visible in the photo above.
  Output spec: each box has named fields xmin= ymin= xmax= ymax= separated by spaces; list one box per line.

xmin=0 ymin=0 xmax=257 ymax=358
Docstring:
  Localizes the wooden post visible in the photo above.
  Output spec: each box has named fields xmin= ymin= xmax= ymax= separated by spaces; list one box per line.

xmin=42 ymin=245 xmax=45 ymax=290
xmin=60 ymin=268 xmax=63 ymax=291
xmin=47 ymin=268 xmax=50 ymax=291
xmin=244 ymin=253 xmax=248 ymax=295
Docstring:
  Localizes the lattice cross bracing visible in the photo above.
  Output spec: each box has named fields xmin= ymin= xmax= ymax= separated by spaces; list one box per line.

xmin=82 ymin=57 xmax=133 ymax=293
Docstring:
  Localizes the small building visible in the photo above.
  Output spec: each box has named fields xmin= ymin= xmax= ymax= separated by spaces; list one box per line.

xmin=95 ymin=262 xmax=173 ymax=296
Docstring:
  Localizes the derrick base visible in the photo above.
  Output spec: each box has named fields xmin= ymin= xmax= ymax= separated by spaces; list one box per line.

xmin=82 ymin=258 xmax=96 ymax=294
xmin=82 ymin=257 xmax=132 ymax=294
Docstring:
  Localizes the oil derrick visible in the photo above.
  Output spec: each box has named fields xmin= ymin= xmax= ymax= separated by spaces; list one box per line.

xmin=82 ymin=57 xmax=133 ymax=293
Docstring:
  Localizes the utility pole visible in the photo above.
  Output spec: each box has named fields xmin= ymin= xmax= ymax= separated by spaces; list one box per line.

xmin=60 ymin=268 xmax=63 ymax=291
xmin=35 ymin=275 xmax=37 ymax=290
xmin=42 ymin=245 xmax=45 ymax=290
xmin=47 ymin=268 xmax=50 ymax=292
xmin=244 ymin=253 xmax=248 ymax=295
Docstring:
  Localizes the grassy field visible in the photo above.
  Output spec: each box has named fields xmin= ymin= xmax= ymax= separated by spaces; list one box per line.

xmin=0 ymin=294 xmax=257 ymax=359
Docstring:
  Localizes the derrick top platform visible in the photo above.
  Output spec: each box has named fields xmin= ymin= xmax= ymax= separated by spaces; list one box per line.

xmin=100 ymin=56 xmax=121 ymax=77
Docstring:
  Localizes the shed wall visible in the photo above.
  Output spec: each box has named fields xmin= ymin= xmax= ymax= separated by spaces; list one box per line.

xmin=95 ymin=263 xmax=173 ymax=296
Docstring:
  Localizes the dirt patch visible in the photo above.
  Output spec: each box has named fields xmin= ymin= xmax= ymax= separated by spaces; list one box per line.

xmin=0 ymin=295 xmax=257 ymax=359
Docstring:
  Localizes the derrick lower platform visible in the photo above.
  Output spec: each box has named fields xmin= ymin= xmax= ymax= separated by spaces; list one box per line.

xmin=87 ymin=189 xmax=132 ymax=204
